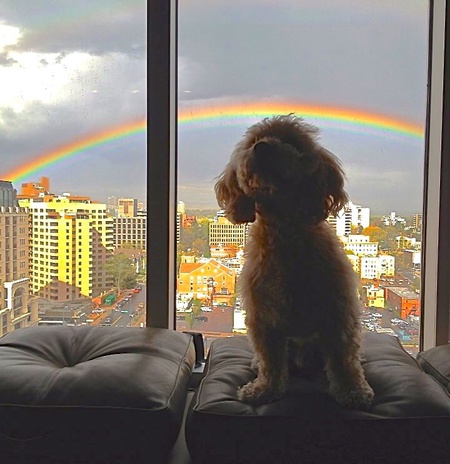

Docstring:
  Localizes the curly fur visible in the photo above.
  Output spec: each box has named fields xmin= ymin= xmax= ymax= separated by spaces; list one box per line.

xmin=215 ymin=114 xmax=374 ymax=409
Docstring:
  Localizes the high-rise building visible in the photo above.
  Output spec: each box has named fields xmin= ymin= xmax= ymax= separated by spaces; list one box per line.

xmin=347 ymin=201 xmax=370 ymax=229
xmin=327 ymin=207 xmax=352 ymax=237
xmin=209 ymin=211 xmax=249 ymax=254
xmin=113 ymin=216 xmax=146 ymax=250
xmin=117 ymin=198 xmax=138 ymax=218
xmin=327 ymin=202 xmax=370 ymax=236
xmin=412 ymin=213 xmax=422 ymax=232
xmin=0 ymin=181 xmax=38 ymax=335
xmin=19 ymin=194 xmax=114 ymax=301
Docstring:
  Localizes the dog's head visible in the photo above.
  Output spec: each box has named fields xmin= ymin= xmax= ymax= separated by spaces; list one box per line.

xmin=214 ymin=114 xmax=348 ymax=224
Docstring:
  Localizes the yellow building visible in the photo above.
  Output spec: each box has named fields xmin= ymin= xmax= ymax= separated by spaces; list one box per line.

xmin=362 ymin=285 xmax=385 ymax=308
xmin=19 ymin=194 xmax=114 ymax=301
xmin=178 ymin=258 xmax=236 ymax=301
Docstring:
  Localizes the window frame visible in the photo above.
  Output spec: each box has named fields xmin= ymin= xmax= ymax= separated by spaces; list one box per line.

xmin=147 ymin=0 xmax=450 ymax=351
xmin=422 ymin=0 xmax=450 ymax=349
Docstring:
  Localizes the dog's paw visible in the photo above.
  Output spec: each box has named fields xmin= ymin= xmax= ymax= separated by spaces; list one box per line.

xmin=331 ymin=382 xmax=374 ymax=411
xmin=237 ymin=379 xmax=285 ymax=406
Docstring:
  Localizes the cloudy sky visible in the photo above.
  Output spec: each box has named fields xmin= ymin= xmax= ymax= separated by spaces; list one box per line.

xmin=0 ymin=0 xmax=428 ymax=214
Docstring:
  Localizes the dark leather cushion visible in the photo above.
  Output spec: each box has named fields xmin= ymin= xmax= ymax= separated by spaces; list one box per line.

xmin=186 ymin=332 xmax=450 ymax=464
xmin=417 ymin=344 xmax=450 ymax=391
xmin=0 ymin=326 xmax=195 ymax=464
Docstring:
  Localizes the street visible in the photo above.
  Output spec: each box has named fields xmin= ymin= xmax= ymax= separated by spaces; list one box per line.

xmin=91 ymin=284 xmax=146 ymax=328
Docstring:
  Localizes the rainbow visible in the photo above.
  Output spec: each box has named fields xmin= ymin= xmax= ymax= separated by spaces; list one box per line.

xmin=2 ymin=102 xmax=424 ymax=183
xmin=3 ymin=119 xmax=146 ymax=183
xmin=178 ymin=102 xmax=424 ymax=139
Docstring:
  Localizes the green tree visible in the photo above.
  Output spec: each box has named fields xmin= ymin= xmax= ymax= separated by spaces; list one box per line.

xmin=104 ymin=252 xmax=137 ymax=294
xmin=179 ymin=217 xmax=211 ymax=257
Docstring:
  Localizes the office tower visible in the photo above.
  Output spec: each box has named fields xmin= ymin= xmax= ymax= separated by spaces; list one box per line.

xmin=113 ymin=216 xmax=147 ymax=250
xmin=0 ymin=181 xmax=38 ymax=335
xmin=209 ymin=211 xmax=249 ymax=251
xmin=19 ymin=194 xmax=114 ymax=301
xmin=117 ymin=198 xmax=138 ymax=218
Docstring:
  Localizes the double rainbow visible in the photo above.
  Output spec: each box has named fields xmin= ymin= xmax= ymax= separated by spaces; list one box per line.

xmin=2 ymin=102 xmax=424 ymax=183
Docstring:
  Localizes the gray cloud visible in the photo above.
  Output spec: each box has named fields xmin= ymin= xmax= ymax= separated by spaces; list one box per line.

xmin=0 ymin=0 xmax=146 ymax=56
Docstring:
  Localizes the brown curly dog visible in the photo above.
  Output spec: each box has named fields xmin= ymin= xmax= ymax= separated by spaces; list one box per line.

xmin=215 ymin=114 xmax=374 ymax=409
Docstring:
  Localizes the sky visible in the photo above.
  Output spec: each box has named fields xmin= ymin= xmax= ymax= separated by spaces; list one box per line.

xmin=0 ymin=0 xmax=429 ymax=215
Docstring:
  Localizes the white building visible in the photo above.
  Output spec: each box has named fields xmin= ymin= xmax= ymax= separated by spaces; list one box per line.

xmin=360 ymin=255 xmax=395 ymax=279
xmin=327 ymin=201 xmax=370 ymax=237
xmin=341 ymin=235 xmax=378 ymax=256
xmin=347 ymin=202 xmax=370 ymax=229
xmin=382 ymin=212 xmax=406 ymax=226
xmin=327 ymin=207 xmax=352 ymax=237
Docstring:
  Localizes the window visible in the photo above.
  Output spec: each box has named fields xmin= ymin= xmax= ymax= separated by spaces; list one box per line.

xmin=174 ymin=0 xmax=430 ymax=353
xmin=147 ymin=1 xmax=450 ymax=354
xmin=0 ymin=1 xmax=146 ymax=329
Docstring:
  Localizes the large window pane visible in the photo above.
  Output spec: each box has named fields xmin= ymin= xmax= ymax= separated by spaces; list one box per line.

xmin=177 ymin=0 xmax=428 ymax=355
xmin=0 ymin=1 xmax=147 ymax=332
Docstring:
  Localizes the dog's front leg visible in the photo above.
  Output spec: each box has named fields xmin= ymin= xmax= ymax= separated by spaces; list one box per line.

xmin=323 ymin=338 xmax=374 ymax=411
xmin=238 ymin=329 xmax=288 ymax=405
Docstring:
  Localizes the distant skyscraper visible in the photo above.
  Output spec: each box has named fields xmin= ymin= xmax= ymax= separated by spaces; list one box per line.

xmin=118 ymin=198 xmax=138 ymax=218
xmin=413 ymin=213 xmax=422 ymax=232
xmin=0 ymin=180 xmax=38 ymax=335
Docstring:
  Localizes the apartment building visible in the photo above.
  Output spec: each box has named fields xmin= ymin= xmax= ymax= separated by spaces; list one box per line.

xmin=0 ymin=181 xmax=38 ymax=336
xmin=360 ymin=255 xmax=395 ymax=279
xmin=19 ymin=194 xmax=114 ymax=301
xmin=341 ymin=234 xmax=378 ymax=256
xmin=113 ymin=216 xmax=146 ymax=250
xmin=327 ymin=207 xmax=352 ymax=236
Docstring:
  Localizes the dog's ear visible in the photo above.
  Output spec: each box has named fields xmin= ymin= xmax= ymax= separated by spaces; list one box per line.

xmin=322 ymin=149 xmax=348 ymax=218
xmin=214 ymin=164 xmax=256 ymax=224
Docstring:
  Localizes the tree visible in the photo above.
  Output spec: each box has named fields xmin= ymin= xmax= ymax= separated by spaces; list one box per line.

xmin=103 ymin=252 xmax=137 ymax=294
xmin=179 ymin=218 xmax=211 ymax=257
xmin=362 ymin=225 xmax=387 ymax=244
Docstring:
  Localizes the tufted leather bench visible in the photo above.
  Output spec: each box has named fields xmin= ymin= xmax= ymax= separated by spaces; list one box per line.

xmin=186 ymin=332 xmax=450 ymax=464
xmin=0 ymin=326 xmax=196 ymax=464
